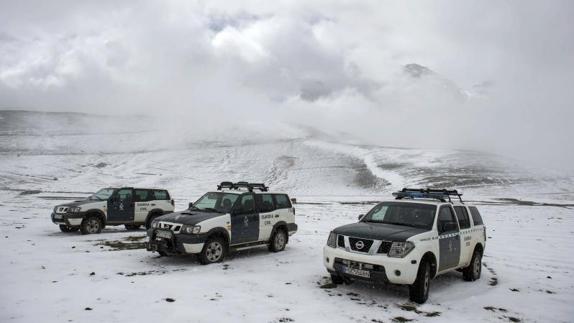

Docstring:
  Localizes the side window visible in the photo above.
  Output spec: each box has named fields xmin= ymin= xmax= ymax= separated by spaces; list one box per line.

xmin=153 ymin=190 xmax=169 ymax=200
xmin=274 ymin=194 xmax=292 ymax=209
xmin=235 ymin=194 xmax=255 ymax=214
xmin=134 ymin=189 xmax=150 ymax=202
xmin=117 ymin=188 xmax=133 ymax=201
xmin=453 ymin=206 xmax=471 ymax=229
xmin=469 ymin=207 xmax=484 ymax=226
xmin=437 ymin=206 xmax=458 ymax=234
xmin=257 ymin=194 xmax=276 ymax=213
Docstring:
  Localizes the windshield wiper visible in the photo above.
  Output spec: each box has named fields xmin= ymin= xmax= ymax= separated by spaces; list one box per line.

xmin=203 ymin=208 xmax=220 ymax=213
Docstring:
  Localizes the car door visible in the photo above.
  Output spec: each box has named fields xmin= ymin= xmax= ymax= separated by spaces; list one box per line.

xmin=257 ymin=194 xmax=278 ymax=241
xmin=453 ymin=205 xmax=473 ymax=266
xmin=437 ymin=205 xmax=461 ymax=271
xmin=133 ymin=189 xmax=151 ymax=223
xmin=107 ymin=188 xmax=135 ymax=223
xmin=230 ymin=193 xmax=259 ymax=245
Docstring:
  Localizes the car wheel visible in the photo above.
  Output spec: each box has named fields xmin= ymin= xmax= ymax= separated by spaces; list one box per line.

xmin=125 ymin=224 xmax=141 ymax=231
xmin=80 ymin=216 xmax=103 ymax=235
xmin=463 ymin=249 xmax=482 ymax=281
xmin=268 ymin=228 xmax=287 ymax=252
xmin=331 ymin=273 xmax=345 ymax=284
xmin=409 ymin=261 xmax=431 ymax=304
xmin=59 ymin=225 xmax=79 ymax=233
xmin=199 ymin=237 xmax=226 ymax=265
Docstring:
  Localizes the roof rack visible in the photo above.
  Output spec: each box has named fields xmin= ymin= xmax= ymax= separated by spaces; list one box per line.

xmin=217 ymin=181 xmax=269 ymax=192
xmin=392 ymin=188 xmax=463 ymax=203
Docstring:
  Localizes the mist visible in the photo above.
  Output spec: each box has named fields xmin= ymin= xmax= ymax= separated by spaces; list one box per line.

xmin=1 ymin=0 xmax=573 ymax=171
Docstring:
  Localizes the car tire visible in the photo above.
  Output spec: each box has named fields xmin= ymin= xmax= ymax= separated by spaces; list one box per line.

xmin=80 ymin=216 xmax=103 ymax=235
xmin=125 ymin=224 xmax=141 ymax=231
xmin=331 ymin=273 xmax=345 ymax=284
xmin=199 ymin=237 xmax=226 ymax=265
xmin=409 ymin=260 xmax=431 ymax=304
xmin=463 ymin=249 xmax=482 ymax=281
xmin=268 ymin=228 xmax=287 ymax=252
xmin=59 ymin=225 xmax=79 ymax=233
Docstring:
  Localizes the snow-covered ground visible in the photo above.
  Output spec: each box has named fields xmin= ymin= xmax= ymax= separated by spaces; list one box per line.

xmin=1 ymin=111 xmax=573 ymax=322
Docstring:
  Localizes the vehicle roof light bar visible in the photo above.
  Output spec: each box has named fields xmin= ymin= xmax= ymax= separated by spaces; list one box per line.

xmin=217 ymin=181 xmax=269 ymax=192
xmin=392 ymin=188 xmax=463 ymax=203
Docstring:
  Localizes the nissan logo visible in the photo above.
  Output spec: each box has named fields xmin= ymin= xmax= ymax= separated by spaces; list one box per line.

xmin=355 ymin=240 xmax=365 ymax=250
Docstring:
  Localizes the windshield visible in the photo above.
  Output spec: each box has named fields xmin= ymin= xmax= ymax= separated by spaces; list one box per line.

xmin=361 ymin=202 xmax=436 ymax=230
xmin=191 ymin=192 xmax=240 ymax=213
xmin=89 ymin=188 xmax=115 ymax=201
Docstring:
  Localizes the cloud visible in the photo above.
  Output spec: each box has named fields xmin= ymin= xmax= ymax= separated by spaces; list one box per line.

xmin=0 ymin=0 xmax=573 ymax=169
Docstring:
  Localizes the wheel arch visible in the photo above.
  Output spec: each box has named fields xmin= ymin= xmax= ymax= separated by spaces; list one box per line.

xmin=473 ymin=242 xmax=484 ymax=255
xmin=206 ymin=227 xmax=230 ymax=249
xmin=84 ymin=209 xmax=106 ymax=225
xmin=271 ymin=221 xmax=289 ymax=241
xmin=421 ymin=251 xmax=438 ymax=279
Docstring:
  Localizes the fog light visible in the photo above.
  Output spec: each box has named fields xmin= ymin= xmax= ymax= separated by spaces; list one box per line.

xmin=395 ymin=270 xmax=401 ymax=276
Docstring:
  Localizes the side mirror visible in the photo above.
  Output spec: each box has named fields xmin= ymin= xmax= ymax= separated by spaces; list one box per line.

xmin=188 ymin=202 xmax=193 ymax=209
xmin=358 ymin=214 xmax=365 ymax=221
xmin=290 ymin=198 xmax=297 ymax=204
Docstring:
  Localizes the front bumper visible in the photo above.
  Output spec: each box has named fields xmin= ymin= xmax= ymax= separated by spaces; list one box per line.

xmin=146 ymin=229 xmax=206 ymax=255
xmin=323 ymin=245 xmax=419 ymax=285
xmin=51 ymin=212 xmax=83 ymax=226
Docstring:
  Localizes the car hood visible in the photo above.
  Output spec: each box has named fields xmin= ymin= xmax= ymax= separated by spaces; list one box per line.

xmin=155 ymin=210 xmax=225 ymax=226
xmin=333 ymin=222 xmax=429 ymax=242
xmin=59 ymin=199 xmax=102 ymax=208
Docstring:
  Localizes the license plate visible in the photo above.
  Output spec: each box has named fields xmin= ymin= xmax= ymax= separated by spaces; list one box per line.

xmin=344 ymin=267 xmax=370 ymax=278
xmin=155 ymin=230 xmax=172 ymax=239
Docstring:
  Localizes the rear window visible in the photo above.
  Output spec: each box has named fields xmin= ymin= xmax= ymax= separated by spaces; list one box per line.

xmin=134 ymin=189 xmax=151 ymax=202
xmin=469 ymin=206 xmax=484 ymax=226
xmin=257 ymin=194 xmax=276 ymax=213
xmin=152 ymin=190 xmax=170 ymax=200
xmin=273 ymin=194 xmax=292 ymax=209
xmin=453 ymin=206 xmax=471 ymax=229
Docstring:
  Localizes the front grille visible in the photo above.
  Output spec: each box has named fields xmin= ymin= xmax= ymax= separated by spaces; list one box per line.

xmin=334 ymin=258 xmax=385 ymax=272
xmin=337 ymin=235 xmax=345 ymax=248
xmin=157 ymin=222 xmax=182 ymax=233
xmin=348 ymin=237 xmax=374 ymax=252
xmin=377 ymin=241 xmax=392 ymax=254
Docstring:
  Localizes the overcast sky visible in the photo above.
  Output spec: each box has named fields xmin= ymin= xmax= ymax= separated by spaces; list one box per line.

xmin=0 ymin=1 xmax=573 ymax=169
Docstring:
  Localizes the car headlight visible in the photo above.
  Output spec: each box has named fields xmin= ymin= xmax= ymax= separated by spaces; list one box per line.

xmin=327 ymin=231 xmax=337 ymax=248
xmin=69 ymin=207 xmax=81 ymax=213
xmin=182 ymin=225 xmax=201 ymax=234
xmin=151 ymin=221 xmax=159 ymax=228
xmin=388 ymin=241 xmax=415 ymax=258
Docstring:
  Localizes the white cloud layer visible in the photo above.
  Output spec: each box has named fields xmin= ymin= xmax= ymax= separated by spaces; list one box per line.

xmin=1 ymin=0 xmax=573 ymax=169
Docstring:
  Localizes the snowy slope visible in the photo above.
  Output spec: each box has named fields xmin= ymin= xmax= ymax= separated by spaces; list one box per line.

xmin=0 ymin=111 xmax=573 ymax=322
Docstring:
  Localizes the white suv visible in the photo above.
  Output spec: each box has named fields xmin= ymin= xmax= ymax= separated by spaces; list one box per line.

xmin=323 ymin=188 xmax=486 ymax=303
xmin=51 ymin=187 xmax=175 ymax=234
xmin=146 ymin=182 xmax=298 ymax=264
